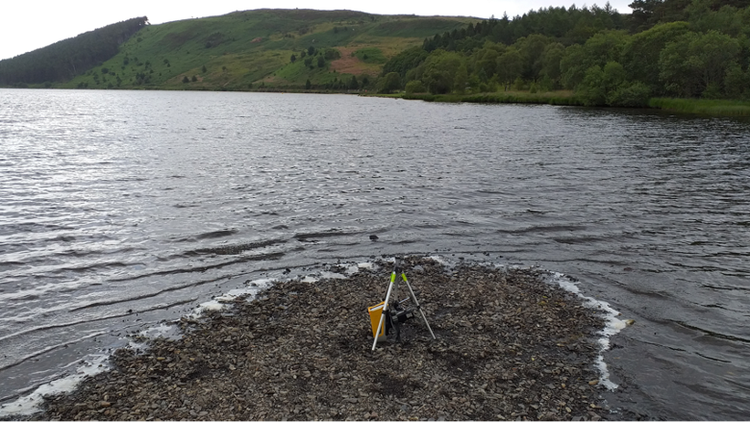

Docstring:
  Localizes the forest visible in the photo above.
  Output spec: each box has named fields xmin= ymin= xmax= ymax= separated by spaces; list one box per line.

xmin=0 ymin=17 xmax=148 ymax=86
xmin=378 ymin=0 xmax=750 ymax=106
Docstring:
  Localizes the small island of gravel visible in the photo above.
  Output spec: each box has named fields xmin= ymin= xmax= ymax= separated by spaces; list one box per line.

xmin=30 ymin=256 xmax=618 ymax=421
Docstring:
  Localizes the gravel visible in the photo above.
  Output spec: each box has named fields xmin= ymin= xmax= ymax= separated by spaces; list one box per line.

xmin=25 ymin=256 xmax=623 ymax=421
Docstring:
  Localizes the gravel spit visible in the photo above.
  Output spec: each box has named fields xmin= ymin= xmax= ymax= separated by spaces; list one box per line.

xmin=25 ymin=257 xmax=626 ymax=421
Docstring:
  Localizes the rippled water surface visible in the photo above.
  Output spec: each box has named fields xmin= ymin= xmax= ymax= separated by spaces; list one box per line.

xmin=1 ymin=89 xmax=749 ymax=419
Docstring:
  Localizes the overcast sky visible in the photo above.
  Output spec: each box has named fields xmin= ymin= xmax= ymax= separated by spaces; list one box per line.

xmin=0 ymin=0 xmax=633 ymax=61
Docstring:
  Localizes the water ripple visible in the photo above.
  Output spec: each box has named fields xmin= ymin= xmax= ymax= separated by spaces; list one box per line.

xmin=0 ymin=90 xmax=749 ymax=419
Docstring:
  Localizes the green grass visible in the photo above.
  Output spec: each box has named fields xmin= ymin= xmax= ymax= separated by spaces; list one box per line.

xmin=648 ymin=97 xmax=750 ymax=116
xmin=353 ymin=47 xmax=387 ymax=64
xmin=56 ymin=9 xmax=479 ymax=91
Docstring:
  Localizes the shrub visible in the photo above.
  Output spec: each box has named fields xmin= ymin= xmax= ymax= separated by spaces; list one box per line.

xmin=607 ymin=82 xmax=651 ymax=107
xmin=405 ymin=80 xmax=426 ymax=94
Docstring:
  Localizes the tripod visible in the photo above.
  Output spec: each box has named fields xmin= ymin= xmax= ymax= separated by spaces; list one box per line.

xmin=370 ymin=258 xmax=436 ymax=350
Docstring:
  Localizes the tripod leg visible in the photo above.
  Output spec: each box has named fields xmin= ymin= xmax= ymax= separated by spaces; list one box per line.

xmin=418 ymin=308 xmax=436 ymax=339
xmin=372 ymin=271 xmax=397 ymax=351
xmin=372 ymin=312 xmax=386 ymax=350
xmin=403 ymin=274 xmax=436 ymax=340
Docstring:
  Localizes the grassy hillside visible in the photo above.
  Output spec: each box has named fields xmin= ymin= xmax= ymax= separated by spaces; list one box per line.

xmin=58 ymin=9 xmax=477 ymax=91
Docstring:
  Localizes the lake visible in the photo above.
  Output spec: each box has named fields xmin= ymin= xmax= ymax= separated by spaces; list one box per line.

xmin=1 ymin=89 xmax=749 ymax=419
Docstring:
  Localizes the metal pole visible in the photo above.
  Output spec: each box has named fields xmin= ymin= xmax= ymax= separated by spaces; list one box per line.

xmin=403 ymin=272 xmax=436 ymax=339
xmin=371 ymin=270 xmax=396 ymax=351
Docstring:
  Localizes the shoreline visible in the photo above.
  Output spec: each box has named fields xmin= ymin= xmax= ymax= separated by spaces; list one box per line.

xmin=5 ymin=86 xmax=750 ymax=116
xmin=11 ymin=257 xmax=636 ymax=421
xmin=372 ymin=92 xmax=750 ymax=117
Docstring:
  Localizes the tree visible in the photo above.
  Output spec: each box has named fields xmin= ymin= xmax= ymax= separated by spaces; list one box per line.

xmin=603 ymin=61 xmax=627 ymax=89
xmin=405 ymin=80 xmax=426 ymax=93
xmin=659 ymin=30 xmax=740 ymax=97
xmin=577 ymin=65 xmax=607 ymax=105
xmin=627 ymin=0 xmax=691 ymax=31
xmin=381 ymin=46 xmax=429 ymax=79
xmin=379 ymin=72 xmax=401 ymax=93
xmin=627 ymin=0 xmax=663 ymax=31
xmin=420 ymin=50 xmax=464 ymax=94
xmin=576 ymin=61 xmax=635 ymax=106
xmin=324 ymin=48 xmax=341 ymax=60
xmin=560 ymin=44 xmax=586 ymax=89
xmin=514 ymin=34 xmax=551 ymax=81
xmin=496 ymin=47 xmax=523 ymax=90
xmin=724 ymin=63 xmax=750 ymax=99
xmin=305 ymin=78 xmax=312 ymax=89
xmin=308 ymin=46 xmax=316 ymax=56
xmin=620 ymin=21 xmax=690 ymax=95
xmin=473 ymin=45 xmax=501 ymax=80
xmin=317 ymin=56 xmax=325 ymax=68
xmin=560 ymin=30 xmax=629 ymax=90
xmin=540 ymin=42 xmax=565 ymax=85
xmin=608 ymin=81 xmax=651 ymax=106
xmin=290 ymin=54 xmax=297 ymax=63
xmin=454 ymin=63 xmax=469 ymax=93
xmin=348 ymin=75 xmax=359 ymax=90
xmin=582 ymin=30 xmax=629 ymax=65
xmin=688 ymin=0 xmax=745 ymax=36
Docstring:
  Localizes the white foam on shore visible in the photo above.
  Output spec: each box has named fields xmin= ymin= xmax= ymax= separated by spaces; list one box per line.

xmin=0 ymin=353 xmax=110 ymax=417
xmin=138 ymin=322 xmax=180 ymax=339
xmin=300 ymin=275 xmax=318 ymax=283
xmin=428 ymin=255 xmax=449 ymax=265
xmin=0 ymin=273 xmax=312 ymax=417
xmin=0 ymin=258 xmax=449 ymax=417
xmin=297 ymin=262 xmax=377 ymax=284
xmin=546 ymin=272 xmax=627 ymax=391
xmin=187 ymin=278 xmax=275 ymax=318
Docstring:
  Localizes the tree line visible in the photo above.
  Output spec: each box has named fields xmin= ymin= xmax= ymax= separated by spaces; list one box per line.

xmin=0 ymin=17 xmax=148 ymax=86
xmin=378 ymin=0 xmax=750 ymax=105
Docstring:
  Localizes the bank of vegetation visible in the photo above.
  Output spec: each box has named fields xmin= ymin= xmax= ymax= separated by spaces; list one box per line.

xmin=374 ymin=0 xmax=750 ymax=114
xmin=2 ymin=1 xmax=750 ymax=115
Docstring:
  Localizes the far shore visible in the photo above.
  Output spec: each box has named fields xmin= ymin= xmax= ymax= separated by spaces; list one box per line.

xmin=5 ymin=85 xmax=749 ymax=117
xmin=367 ymin=91 xmax=750 ymax=117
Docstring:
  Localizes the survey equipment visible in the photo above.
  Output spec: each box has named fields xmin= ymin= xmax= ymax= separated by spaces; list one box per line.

xmin=369 ymin=258 xmax=435 ymax=350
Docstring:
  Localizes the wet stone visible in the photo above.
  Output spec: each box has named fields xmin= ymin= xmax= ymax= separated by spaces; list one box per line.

xmin=21 ymin=256 xmax=614 ymax=421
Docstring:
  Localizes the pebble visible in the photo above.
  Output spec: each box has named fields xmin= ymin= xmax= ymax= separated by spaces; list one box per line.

xmin=24 ymin=257 xmax=616 ymax=421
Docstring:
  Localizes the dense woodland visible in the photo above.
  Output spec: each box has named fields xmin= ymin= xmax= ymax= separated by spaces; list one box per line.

xmin=379 ymin=0 xmax=750 ymax=105
xmin=0 ymin=17 xmax=148 ymax=86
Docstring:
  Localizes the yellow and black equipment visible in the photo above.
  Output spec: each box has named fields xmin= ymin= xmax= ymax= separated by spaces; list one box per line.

xmin=369 ymin=258 xmax=435 ymax=350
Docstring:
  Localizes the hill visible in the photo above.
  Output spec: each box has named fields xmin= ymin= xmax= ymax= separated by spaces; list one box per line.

xmin=0 ymin=17 xmax=147 ymax=87
xmin=0 ymin=9 xmax=477 ymax=91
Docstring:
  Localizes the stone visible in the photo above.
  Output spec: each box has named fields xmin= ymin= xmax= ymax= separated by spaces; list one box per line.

xmin=22 ymin=257 xmax=613 ymax=421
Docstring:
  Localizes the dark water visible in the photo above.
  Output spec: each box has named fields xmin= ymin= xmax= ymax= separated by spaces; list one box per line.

xmin=1 ymin=89 xmax=749 ymax=419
